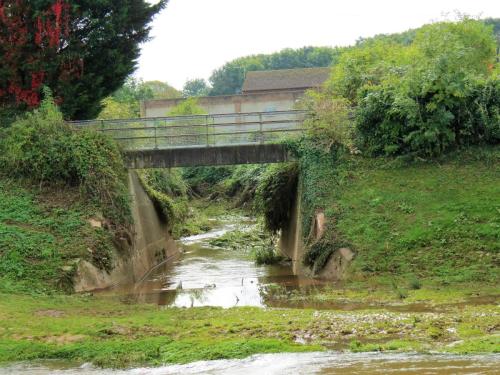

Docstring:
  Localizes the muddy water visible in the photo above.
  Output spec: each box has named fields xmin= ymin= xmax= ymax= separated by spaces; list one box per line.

xmin=109 ymin=218 xmax=320 ymax=308
xmin=3 ymin=353 xmax=500 ymax=374
xmin=101 ymin=217 xmax=497 ymax=312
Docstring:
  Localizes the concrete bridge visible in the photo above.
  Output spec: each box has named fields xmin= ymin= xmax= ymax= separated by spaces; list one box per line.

xmin=70 ymin=110 xmax=306 ymax=168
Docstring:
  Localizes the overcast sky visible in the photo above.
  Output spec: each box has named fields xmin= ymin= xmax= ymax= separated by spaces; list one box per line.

xmin=136 ymin=0 xmax=500 ymax=90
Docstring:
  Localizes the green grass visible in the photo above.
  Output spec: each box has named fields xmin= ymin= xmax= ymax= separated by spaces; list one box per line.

xmin=0 ymin=179 xmax=115 ymax=293
xmin=0 ymin=293 xmax=497 ymax=368
xmin=338 ymin=147 xmax=499 ymax=283
xmin=295 ymin=144 xmax=500 ymax=284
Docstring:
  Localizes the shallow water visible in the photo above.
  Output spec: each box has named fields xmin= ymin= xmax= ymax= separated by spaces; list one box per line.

xmin=3 ymin=352 xmax=500 ymax=374
xmin=97 ymin=218 xmax=498 ymax=312
xmin=100 ymin=218 xmax=326 ymax=308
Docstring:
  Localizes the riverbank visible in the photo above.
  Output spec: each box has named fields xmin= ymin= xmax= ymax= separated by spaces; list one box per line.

xmin=0 ymin=287 xmax=498 ymax=368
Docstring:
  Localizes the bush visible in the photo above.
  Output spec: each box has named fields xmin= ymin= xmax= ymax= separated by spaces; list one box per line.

xmin=356 ymin=77 xmax=500 ymax=156
xmin=253 ymin=246 xmax=283 ymax=265
xmin=300 ymin=90 xmax=356 ymax=151
xmin=182 ymin=166 xmax=233 ymax=195
xmin=141 ymin=169 xmax=188 ymax=197
xmin=0 ymin=91 xmax=130 ymax=224
xmin=255 ymin=163 xmax=298 ymax=233
xmin=316 ymin=18 xmax=499 ymax=157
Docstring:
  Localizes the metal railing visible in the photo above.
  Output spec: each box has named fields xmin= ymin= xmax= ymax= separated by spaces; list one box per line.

xmin=68 ymin=110 xmax=307 ymax=151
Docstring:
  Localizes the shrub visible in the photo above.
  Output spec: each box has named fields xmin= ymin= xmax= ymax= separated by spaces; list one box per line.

xmin=356 ymin=77 xmax=500 ymax=156
xmin=253 ymin=246 xmax=283 ymax=265
xmin=255 ymin=163 xmax=298 ymax=233
xmin=182 ymin=166 xmax=233 ymax=195
xmin=0 ymin=91 xmax=130 ymax=224
xmin=300 ymin=90 xmax=356 ymax=151
xmin=316 ymin=18 xmax=499 ymax=157
xmin=141 ymin=169 xmax=188 ymax=197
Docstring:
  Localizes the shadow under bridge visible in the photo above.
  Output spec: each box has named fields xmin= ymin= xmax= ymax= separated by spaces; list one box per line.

xmin=69 ymin=110 xmax=307 ymax=168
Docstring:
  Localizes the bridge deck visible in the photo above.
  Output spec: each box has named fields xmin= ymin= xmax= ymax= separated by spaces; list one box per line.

xmin=69 ymin=110 xmax=306 ymax=167
xmin=124 ymin=143 xmax=294 ymax=168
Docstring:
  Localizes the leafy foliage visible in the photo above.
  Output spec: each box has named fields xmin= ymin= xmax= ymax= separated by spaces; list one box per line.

xmin=0 ymin=0 xmax=167 ymax=121
xmin=182 ymin=78 xmax=210 ymax=97
xmin=167 ymin=97 xmax=206 ymax=116
xmin=99 ymin=78 xmax=180 ymax=119
xmin=286 ymin=140 xmax=353 ymax=272
xmin=315 ymin=18 xmax=499 ymax=157
xmin=255 ymin=163 xmax=298 ymax=234
xmin=300 ymin=91 xmax=355 ymax=151
xmin=0 ymin=91 xmax=130 ymax=224
xmin=137 ymin=169 xmax=189 ymax=236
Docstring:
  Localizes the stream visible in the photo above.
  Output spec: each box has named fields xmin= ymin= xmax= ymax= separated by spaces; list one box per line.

xmin=102 ymin=216 xmax=325 ymax=308
xmin=3 ymin=353 xmax=500 ymax=374
xmin=3 ymin=216 xmax=499 ymax=374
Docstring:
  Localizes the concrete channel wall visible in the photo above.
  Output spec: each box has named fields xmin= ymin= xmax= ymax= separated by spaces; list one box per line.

xmin=73 ymin=171 xmax=178 ymax=292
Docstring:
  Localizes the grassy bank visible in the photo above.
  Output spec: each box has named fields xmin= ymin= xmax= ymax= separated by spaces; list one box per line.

xmin=0 ymin=292 xmax=497 ymax=368
xmin=293 ymin=144 xmax=499 ymax=285
xmin=0 ymin=179 xmax=116 ymax=294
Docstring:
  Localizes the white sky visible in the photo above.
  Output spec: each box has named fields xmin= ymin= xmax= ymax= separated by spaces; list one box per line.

xmin=136 ymin=0 xmax=500 ymax=90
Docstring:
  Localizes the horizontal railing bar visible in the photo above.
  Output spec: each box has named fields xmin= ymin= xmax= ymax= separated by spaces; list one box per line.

xmin=112 ymin=128 xmax=305 ymax=141
xmin=68 ymin=110 xmax=308 ymax=126
xmin=91 ymin=119 xmax=302 ymax=133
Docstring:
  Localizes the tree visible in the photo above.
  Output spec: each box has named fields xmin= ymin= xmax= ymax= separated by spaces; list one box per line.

xmin=167 ymin=97 xmax=206 ymax=116
xmin=99 ymin=77 xmax=179 ymax=118
xmin=143 ymin=80 xmax=180 ymax=99
xmin=98 ymin=97 xmax=136 ymax=120
xmin=208 ymin=47 xmax=343 ymax=96
xmin=0 ymin=0 xmax=167 ymax=122
xmin=182 ymin=78 xmax=209 ymax=97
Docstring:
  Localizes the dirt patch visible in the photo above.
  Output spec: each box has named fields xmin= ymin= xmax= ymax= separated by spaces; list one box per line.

xmin=44 ymin=334 xmax=87 ymax=344
xmin=35 ymin=309 xmax=66 ymax=318
xmin=35 ymin=184 xmax=82 ymax=210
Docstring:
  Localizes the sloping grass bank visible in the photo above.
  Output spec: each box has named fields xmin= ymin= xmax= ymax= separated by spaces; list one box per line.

xmin=0 ymin=179 xmax=116 ymax=294
xmin=292 ymin=143 xmax=499 ymax=284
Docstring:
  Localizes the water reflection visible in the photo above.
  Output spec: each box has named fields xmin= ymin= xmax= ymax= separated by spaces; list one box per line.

xmin=98 ymin=220 xmax=498 ymax=311
xmin=99 ymin=219 xmax=315 ymax=308
xmin=126 ymin=221 xmax=310 ymax=308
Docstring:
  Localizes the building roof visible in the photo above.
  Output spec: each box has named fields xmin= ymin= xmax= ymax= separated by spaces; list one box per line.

xmin=242 ymin=67 xmax=330 ymax=93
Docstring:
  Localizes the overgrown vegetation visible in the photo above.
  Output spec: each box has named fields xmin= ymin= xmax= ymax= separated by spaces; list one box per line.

xmin=306 ymin=17 xmax=500 ymax=157
xmin=0 ymin=91 xmax=130 ymax=225
xmin=0 ymin=180 xmax=117 ymax=293
xmin=289 ymin=140 xmax=499 ymax=282
xmin=137 ymin=169 xmax=189 ymax=237
xmin=255 ymin=163 xmax=298 ymax=233
xmin=0 ymin=92 xmax=131 ymax=292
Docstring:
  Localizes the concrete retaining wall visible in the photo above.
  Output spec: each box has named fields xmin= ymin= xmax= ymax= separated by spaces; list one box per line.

xmin=73 ymin=171 xmax=178 ymax=292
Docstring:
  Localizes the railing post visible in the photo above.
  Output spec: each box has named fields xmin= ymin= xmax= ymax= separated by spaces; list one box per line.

xmin=154 ymin=125 xmax=158 ymax=149
xmin=206 ymin=115 xmax=209 ymax=147
xmin=100 ymin=120 xmax=104 ymax=132
xmin=259 ymin=113 xmax=263 ymax=144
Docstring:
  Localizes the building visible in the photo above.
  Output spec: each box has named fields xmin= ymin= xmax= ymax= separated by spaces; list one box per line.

xmin=241 ymin=67 xmax=330 ymax=95
xmin=141 ymin=67 xmax=331 ymax=117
